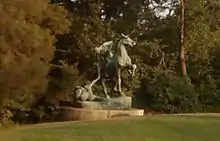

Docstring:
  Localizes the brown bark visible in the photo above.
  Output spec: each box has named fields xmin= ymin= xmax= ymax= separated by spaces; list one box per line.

xmin=180 ymin=0 xmax=187 ymax=77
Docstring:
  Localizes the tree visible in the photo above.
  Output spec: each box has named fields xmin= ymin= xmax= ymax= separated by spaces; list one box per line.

xmin=0 ymin=0 xmax=70 ymax=122
xmin=179 ymin=0 xmax=187 ymax=76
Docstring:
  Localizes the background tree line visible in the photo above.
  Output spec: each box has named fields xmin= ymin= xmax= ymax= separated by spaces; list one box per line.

xmin=1 ymin=0 xmax=220 ymax=124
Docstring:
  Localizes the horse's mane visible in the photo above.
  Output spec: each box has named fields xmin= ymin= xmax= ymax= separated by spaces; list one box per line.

xmin=112 ymin=35 xmax=123 ymax=54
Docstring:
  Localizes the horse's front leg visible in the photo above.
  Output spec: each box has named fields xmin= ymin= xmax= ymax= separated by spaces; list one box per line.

xmin=113 ymin=81 xmax=118 ymax=92
xmin=128 ymin=64 xmax=137 ymax=77
xmin=101 ymin=78 xmax=110 ymax=99
xmin=117 ymin=68 xmax=125 ymax=97
xmin=131 ymin=64 xmax=137 ymax=77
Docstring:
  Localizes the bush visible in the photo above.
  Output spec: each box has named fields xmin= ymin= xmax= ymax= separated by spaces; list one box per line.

xmin=48 ymin=61 xmax=83 ymax=101
xmin=136 ymin=67 xmax=200 ymax=113
xmin=196 ymin=75 xmax=220 ymax=112
xmin=0 ymin=59 xmax=50 ymax=124
xmin=149 ymin=74 xmax=199 ymax=113
xmin=134 ymin=65 xmax=220 ymax=113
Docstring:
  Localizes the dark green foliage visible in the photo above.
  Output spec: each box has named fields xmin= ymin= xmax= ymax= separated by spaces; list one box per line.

xmin=0 ymin=0 xmax=70 ymax=123
xmin=48 ymin=62 xmax=83 ymax=101
xmin=196 ymin=76 xmax=220 ymax=112
xmin=147 ymin=72 xmax=199 ymax=113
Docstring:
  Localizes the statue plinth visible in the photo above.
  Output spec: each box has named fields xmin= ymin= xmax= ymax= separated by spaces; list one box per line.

xmin=73 ymin=96 xmax=131 ymax=110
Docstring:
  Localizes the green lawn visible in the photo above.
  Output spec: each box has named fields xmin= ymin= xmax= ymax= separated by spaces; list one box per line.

xmin=1 ymin=115 xmax=220 ymax=141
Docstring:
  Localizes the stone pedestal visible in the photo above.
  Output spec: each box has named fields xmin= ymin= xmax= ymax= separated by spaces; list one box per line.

xmin=58 ymin=107 xmax=144 ymax=121
xmin=58 ymin=96 xmax=144 ymax=121
xmin=73 ymin=96 xmax=132 ymax=110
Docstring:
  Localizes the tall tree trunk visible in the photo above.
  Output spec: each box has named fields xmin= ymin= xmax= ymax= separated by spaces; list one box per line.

xmin=180 ymin=0 xmax=187 ymax=77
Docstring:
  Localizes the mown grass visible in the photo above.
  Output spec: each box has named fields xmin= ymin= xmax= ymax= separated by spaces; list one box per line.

xmin=0 ymin=115 xmax=220 ymax=141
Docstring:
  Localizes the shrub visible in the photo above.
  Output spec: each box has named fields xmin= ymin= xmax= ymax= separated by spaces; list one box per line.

xmin=136 ymin=67 xmax=200 ymax=113
xmin=196 ymin=75 xmax=220 ymax=112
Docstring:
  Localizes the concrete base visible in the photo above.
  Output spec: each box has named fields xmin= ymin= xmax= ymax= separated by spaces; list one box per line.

xmin=58 ymin=107 xmax=144 ymax=121
xmin=74 ymin=96 xmax=132 ymax=110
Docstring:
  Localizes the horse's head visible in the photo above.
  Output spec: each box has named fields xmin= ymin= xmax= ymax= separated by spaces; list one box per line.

xmin=120 ymin=33 xmax=136 ymax=47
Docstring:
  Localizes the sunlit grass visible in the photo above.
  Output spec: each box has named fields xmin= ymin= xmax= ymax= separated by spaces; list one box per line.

xmin=0 ymin=115 xmax=220 ymax=141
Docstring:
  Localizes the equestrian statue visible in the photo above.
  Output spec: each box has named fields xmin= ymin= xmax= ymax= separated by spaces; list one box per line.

xmin=73 ymin=33 xmax=137 ymax=102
